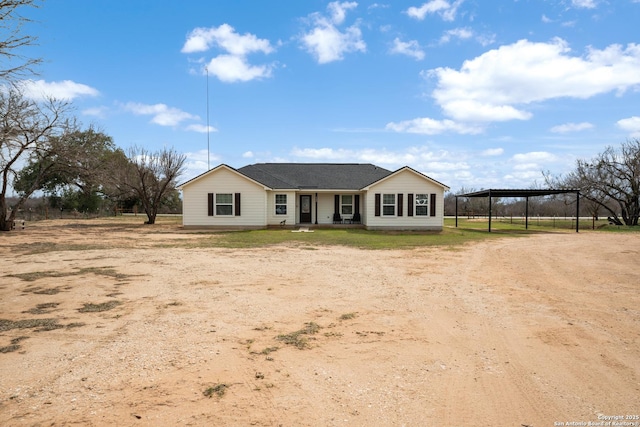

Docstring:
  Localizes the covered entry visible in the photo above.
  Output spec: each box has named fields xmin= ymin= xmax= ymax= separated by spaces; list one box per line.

xmin=455 ymin=189 xmax=581 ymax=232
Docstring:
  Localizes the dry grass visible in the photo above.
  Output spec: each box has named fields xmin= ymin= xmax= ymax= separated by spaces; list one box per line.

xmin=276 ymin=322 xmax=321 ymax=349
xmin=203 ymin=383 xmax=229 ymax=398
xmin=78 ymin=301 xmax=121 ymax=313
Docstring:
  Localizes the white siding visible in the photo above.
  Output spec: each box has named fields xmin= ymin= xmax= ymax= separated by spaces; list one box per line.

xmin=266 ymin=190 xmax=296 ymax=226
xmin=181 ymin=167 xmax=267 ymax=227
xmin=365 ymin=169 xmax=445 ymax=230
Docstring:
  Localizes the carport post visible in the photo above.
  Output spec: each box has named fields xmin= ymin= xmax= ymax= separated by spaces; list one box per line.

xmin=488 ymin=190 xmax=492 ymax=232
xmin=576 ymin=190 xmax=580 ymax=232
xmin=525 ymin=196 xmax=529 ymax=230
xmin=455 ymin=196 xmax=458 ymax=227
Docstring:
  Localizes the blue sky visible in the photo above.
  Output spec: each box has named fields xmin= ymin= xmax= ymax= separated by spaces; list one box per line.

xmin=18 ymin=0 xmax=640 ymax=192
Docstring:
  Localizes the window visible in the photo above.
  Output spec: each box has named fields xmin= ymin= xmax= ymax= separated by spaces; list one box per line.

xmin=341 ymin=195 xmax=353 ymax=215
xmin=275 ymin=194 xmax=287 ymax=215
xmin=415 ymin=193 xmax=429 ymax=216
xmin=215 ymin=193 xmax=233 ymax=215
xmin=383 ymin=194 xmax=395 ymax=216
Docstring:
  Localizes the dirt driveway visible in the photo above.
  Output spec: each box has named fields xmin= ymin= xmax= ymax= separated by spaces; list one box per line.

xmin=1 ymin=220 xmax=638 ymax=426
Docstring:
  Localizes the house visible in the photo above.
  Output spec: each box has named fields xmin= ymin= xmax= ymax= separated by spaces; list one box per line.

xmin=178 ymin=163 xmax=450 ymax=230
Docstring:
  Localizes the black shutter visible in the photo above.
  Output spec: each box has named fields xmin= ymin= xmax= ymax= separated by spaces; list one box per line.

xmin=430 ymin=193 xmax=436 ymax=217
xmin=334 ymin=194 xmax=340 ymax=214
xmin=208 ymin=193 xmax=214 ymax=216
xmin=235 ymin=193 xmax=241 ymax=216
xmin=397 ymin=193 xmax=403 ymax=217
xmin=354 ymin=195 xmax=360 ymax=214
xmin=374 ymin=193 xmax=381 ymax=216
xmin=408 ymin=193 xmax=414 ymax=217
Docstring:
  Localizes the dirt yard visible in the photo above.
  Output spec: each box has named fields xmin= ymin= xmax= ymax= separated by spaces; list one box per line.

xmin=0 ymin=219 xmax=638 ymax=426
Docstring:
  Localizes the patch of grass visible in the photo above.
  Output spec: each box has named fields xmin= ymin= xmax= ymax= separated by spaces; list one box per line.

xmin=78 ymin=301 xmax=122 ymax=313
xmin=0 ymin=318 xmax=62 ymax=332
xmin=31 ymin=287 xmax=63 ymax=295
xmin=23 ymin=302 xmax=60 ymax=315
xmin=9 ymin=271 xmax=64 ymax=282
xmin=0 ymin=336 xmax=30 ymax=354
xmin=259 ymin=346 xmax=279 ymax=355
xmin=276 ymin=322 xmax=321 ymax=349
xmin=65 ymin=322 xmax=86 ymax=329
xmin=78 ymin=267 xmax=132 ymax=281
xmin=183 ymin=226 xmax=511 ymax=250
xmin=0 ymin=344 xmax=20 ymax=353
xmin=356 ymin=330 xmax=385 ymax=337
xmin=339 ymin=312 xmax=357 ymax=320
xmin=8 ymin=267 xmax=134 ymax=283
xmin=203 ymin=383 xmax=228 ymax=398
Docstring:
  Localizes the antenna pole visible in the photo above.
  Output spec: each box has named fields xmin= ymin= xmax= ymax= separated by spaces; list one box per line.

xmin=206 ymin=65 xmax=210 ymax=170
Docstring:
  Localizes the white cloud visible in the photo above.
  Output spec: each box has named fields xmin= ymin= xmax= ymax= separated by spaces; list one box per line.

xmin=17 ymin=79 xmax=99 ymax=100
xmin=439 ymin=27 xmax=473 ymax=44
xmin=550 ymin=122 xmax=594 ymax=133
xmin=123 ymin=102 xmax=199 ymax=127
xmin=185 ymin=124 xmax=217 ymax=133
xmin=327 ymin=1 xmax=358 ymax=25
xmin=512 ymin=151 xmax=558 ymax=163
xmin=439 ymin=28 xmax=495 ymax=47
xmin=82 ymin=106 xmax=109 ymax=118
xmin=390 ymin=38 xmax=425 ymax=60
xmin=182 ymin=24 xmax=273 ymax=56
xmin=385 ymin=117 xmax=484 ymax=134
xmin=406 ymin=0 xmax=464 ymax=22
xmin=300 ymin=2 xmax=366 ymax=64
xmin=572 ymin=0 xmax=597 ymax=9
xmin=206 ymin=54 xmax=273 ymax=82
xmin=481 ymin=148 xmax=504 ymax=156
xmin=242 ymin=151 xmax=254 ymax=158
xmin=290 ymin=145 xmax=462 ymax=171
xmin=183 ymin=149 xmax=221 ymax=178
xmin=616 ymin=116 xmax=640 ymax=137
xmin=389 ymin=39 xmax=640 ymax=136
xmin=182 ymin=24 xmax=275 ymax=83
xmin=429 ymin=39 xmax=640 ymax=123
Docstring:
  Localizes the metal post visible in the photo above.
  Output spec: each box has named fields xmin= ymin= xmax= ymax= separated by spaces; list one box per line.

xmin=525 ymin=196 xmax=529 ymax=230
xmin=455 ymin=196 xmax=458 ymax=227
xmin=576 ymin=191 xmax=580 ymax=232
xmin=488 ymin=190 xmax=492 ymax=232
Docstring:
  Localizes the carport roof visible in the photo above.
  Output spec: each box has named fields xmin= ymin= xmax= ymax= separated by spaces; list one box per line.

xmin=457 ymin=188 xmax=579 ymax=198
xmin=454 ymin=188 xmax=581 ymax=232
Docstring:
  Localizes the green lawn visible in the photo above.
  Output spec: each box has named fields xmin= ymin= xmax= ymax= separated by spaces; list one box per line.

xmin=188 ymin=225 xmax=513 ymax=250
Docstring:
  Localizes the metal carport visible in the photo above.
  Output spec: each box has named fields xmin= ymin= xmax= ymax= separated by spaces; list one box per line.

xmin=455 ymin=189 xmax=581 ymax=232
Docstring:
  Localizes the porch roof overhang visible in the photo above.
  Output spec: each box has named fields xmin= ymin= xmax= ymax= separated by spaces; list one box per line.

xmin=454 ymin=188 xmax=581 ymax=232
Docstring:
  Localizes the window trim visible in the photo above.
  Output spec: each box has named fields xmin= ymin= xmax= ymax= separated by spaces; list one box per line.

xmin=215 ymin=193 xmax=234 ymax=216
xmin=340 ymin=194 xmax=353 ymax=216
xmin=415 ymin=193 xmax=429 ymax=216
xmin=382 ymin=193 xmax=396 ymax=216
xmin=275 ymin=194 xmax=287 ymax=215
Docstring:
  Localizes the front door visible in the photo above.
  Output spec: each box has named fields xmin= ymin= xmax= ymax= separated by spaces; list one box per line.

xmin=300 ymin=195 xmax=312 ymax=223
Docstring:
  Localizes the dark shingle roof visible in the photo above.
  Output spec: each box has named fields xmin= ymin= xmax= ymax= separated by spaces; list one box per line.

xmin=237 ymin=163 xmax=393 ymax=190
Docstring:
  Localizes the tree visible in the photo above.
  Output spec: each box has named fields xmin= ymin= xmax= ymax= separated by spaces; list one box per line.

xmin=110 ymin=146 xmax=186 ymax=225
xmin=0 ymin=87 xmax=72 ymax=231
xmin=550 ymin=139 xmax=640 ymax=226
xmin=1 ymin=0 xmax=41 ymax=81
xmin=14 ymin=126 xmax=126 ymax=213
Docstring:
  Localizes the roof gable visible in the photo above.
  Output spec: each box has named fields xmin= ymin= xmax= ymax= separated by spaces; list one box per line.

xmin=364 ymin=166 xmax=450 ymax=190
xmin=237 ymin=163 xmax=393 ymax=190
xmin=177 ymin=164 xmax=268 ymax=189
